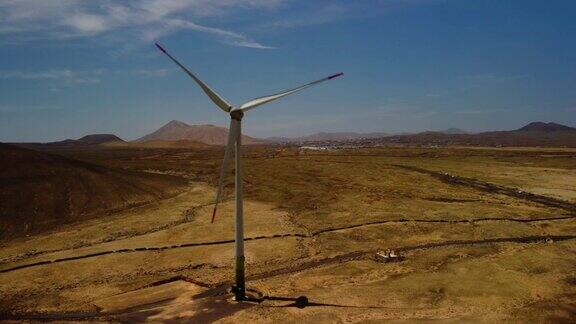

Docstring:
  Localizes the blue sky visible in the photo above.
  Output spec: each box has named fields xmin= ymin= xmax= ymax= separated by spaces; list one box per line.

xmin=1 ymin=0 xmax=575 ymax=142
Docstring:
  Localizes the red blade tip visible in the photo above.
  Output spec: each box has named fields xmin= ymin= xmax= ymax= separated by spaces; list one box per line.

xmin=155 ymin=43 xmax=167 ymax=54
xmin=211 ymin=208 xmax=217 ymax=223
xmin=328 ymin=72 xmax=344 ymax=79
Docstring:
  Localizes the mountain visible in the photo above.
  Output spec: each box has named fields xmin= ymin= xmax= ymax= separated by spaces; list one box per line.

xmin=516 ymin=122 xmax=576 ymax=133
xmin=49 ymin=134 xmax=125 ymax=146
xmin=267 ymin=131 xmax=389 ymax=143
xmin=118 ymin=139 xmax=211 ymax=149
xmin=372 ymin=122 xmax=576 ymax=147
xmin=17 ymin=134 xmax=125 ymax=149
xmin=76 ymin=134 xmax=124 ymax=144
xmin=437 ymin=128 xmax=469 ymax=135
xmin=137 ymin=120 xmax=263 ymax=145
xmin=0 ymin=143 xmax=186 ymax=239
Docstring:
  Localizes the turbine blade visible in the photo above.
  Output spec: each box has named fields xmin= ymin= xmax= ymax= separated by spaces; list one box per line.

xmin=237 ymin=72 xmax=343 ymax=112
xmin=155 ymin=43 xmax=232 ymax=112
xmin=211 ymin=119 xmax=238 ymax=223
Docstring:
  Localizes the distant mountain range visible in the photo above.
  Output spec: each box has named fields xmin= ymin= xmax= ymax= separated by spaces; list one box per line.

xmin=376 ymin=122 xmax=576 ymax=147
xmin=136 ymin=120 xmax=262 ymax=145
xmin=9 ymin=121 xmax=576 ymax=149
xmin=437 ymin=128 xmax=469 ymax=135
xmin=117 ymin=139 xmax=210 ymax=149
xmin=15 ymin=120 xmax=261 ymax=148
xmin=516 ymin=122 xmax=575 ymax=132
xmin=266 ymin=128 xmax=469 ymax=143
xmin=47 ymin=134 xmax=125 ymax=146
xmin=15 ymin=134 xmax=125 ymax=150
xmin=267 ymin=128 xmax=473 ymax=143
xmin=266 ymin=131 xmax=390 ymax=143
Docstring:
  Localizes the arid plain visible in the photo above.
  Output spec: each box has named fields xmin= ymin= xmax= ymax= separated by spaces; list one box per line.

xmin=1 ymin=145 xmax=576 ymax=322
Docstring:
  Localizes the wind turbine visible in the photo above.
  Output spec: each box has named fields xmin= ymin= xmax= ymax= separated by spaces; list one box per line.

xmin=155 ymin=43 xmax=343 ymax=301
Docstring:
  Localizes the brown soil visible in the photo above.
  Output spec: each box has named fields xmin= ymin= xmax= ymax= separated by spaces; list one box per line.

xmin=0 ymin=143 xmax=187 ymax=239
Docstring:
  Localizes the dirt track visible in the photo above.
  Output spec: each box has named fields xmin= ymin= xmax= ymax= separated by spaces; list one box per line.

xmin=2 ymin=224 xmax=574 ymax=274
xmin=285 ymin=156 xmax=576 ymax=213
xmin=394 ymin=164 xmax=576 ymax=213
xmin=5 ymin=210 xmax=574 ymax=272
xmin=0 ymin=201 xmax=215 ymax=265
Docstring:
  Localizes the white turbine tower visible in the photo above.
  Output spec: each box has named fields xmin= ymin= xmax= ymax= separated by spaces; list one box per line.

xmin=155 ymin=43 xmax=343 ymax=301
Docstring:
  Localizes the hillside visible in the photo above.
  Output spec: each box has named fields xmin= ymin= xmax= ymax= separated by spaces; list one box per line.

xmin=0 ymin=143 xmax=187 ymax=239
xmin=437 ymin=128 xmax=469 ymax=134
xmin=47 ymin=134 xmax=125 ymax=146
xmin=267 ymin=131 xmax=389 ymax=143
xmin=267 ymin=129 xmax=466 ymax=143
xmin=378 ymin=122 xmax=576 ymax=147
xmin=113 ymin=139 xmax=211 ymax=149
xmin=516 ymin=122 xmax=576 ymax=132
xmin=137 ymin=120 xmax=262 ymax=145
xmin=15 ymin=134 xmax=126 ymax=150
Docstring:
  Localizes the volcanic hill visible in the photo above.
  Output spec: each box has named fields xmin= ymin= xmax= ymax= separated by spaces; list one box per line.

xmin=380 ymin=122 xmax=576 ymax=147
xmin=516 ymin=122 xmax=576 ymax=133
xmin=267 ymin=131 xmax=389 ymax=143
xmin=137 ymin=120 xmax=262 ymax=145
xmin=48 ymin=134 xmax=125 ymax=146
xmin=0 ymin=143 xmax=187 ymax=239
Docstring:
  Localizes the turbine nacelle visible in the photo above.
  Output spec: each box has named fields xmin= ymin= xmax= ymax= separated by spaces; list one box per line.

xmin=229 ymin=109 xmax=244 ymax=121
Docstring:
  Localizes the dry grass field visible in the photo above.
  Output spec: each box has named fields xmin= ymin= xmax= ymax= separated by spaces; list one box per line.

xmin=1 ymin=146 xmax=575 ymax=322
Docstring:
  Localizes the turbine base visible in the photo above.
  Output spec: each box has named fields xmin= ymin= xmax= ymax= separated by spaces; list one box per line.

xmin=234 ymin=256 xmax=246 ymax=300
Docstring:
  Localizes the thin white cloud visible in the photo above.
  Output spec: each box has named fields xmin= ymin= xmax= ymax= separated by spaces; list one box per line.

xmin=0 ymin=0 xmax=279 ymax=48
xmin=376 ymin=104 xmax=437 ymax=118
xmin=463 ymin=73 xmax=530 ymax=82
xmin=140 ymin=18 xmax=273 ymax=49
xmin=0 ymin=68 xmax=176 ymax=85
xmin=69 ymin=78 xmax=101 ymax=84
xmin=254 ymin=0 xmax=441 ymax=32
xmin=455 ymin=108 xmax=506 ymax=115
xmin=64 ymin=13 xmax=109 ymax=34
xmin=0 ymin=26 xmax=23 ymax=34
xmin=132 ymin=68 xmax=172 ymax=77
xmin=0 ymin=104 xmax=62 ymax=113
xmin=262 ymin=3 xmax=347 ymax=29
xmin=0 ymin=69 xmax=101 ymax=84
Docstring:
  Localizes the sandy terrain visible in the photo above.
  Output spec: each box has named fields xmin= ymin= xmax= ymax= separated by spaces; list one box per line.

xmin=0 ymin=146 xmax=575 ymax=322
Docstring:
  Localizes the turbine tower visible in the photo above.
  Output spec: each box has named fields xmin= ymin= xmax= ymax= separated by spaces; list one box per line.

xmin=155 ymin=43 xmax=343 ymax=301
